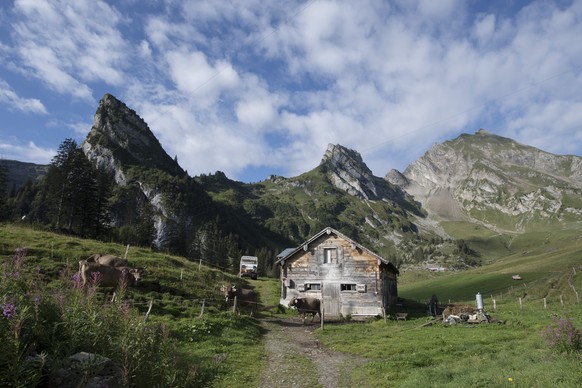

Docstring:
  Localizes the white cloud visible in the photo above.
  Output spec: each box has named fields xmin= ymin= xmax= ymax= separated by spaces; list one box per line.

xmin=2 ymin=0 xmax=581 ymax=182
xmin=18 ymin=43 xmax=93 ymax=101
xmin=416 ymin=0 xmax=462 ymax=20
xmin=166 ymin=50 xmax=240 ymax=104
xmin=473 ymin=14 xmax=496 ymax=44
xmin=235 ymin=98 xmax=277 ymax=129
xmin=0 ymin=139 xmax=55 ymax=164
xmin=0 ymin=80 xmax=47 ymax=114
xmin=12 ymin=0 xmax=129 ymax=101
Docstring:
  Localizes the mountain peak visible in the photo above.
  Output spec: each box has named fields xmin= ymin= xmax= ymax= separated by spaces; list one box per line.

xmin=82 ymin=93 xmax=184 ymax=182
xmin=322 ymin=143 xmax=366 ymax=166
xmin=318 ymin=143 xmax=390 ymax=200
xmin=399 ymin=130 xmax=582 ymax=229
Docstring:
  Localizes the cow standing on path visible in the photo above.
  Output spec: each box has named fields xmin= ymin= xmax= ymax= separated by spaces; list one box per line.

xmin=222 ymin=285 xmax=258 ymax=315
xmin=288 ymin=297 xmax=321 ymax=324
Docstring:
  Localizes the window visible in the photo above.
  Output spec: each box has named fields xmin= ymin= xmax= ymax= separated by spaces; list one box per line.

xmin=341 ymin=283 xmax=357 ymax=291
xmin=305 ymin=283 xmax=321 ymax=291
xmin=323 ymin=247 xmax=337 ymax=264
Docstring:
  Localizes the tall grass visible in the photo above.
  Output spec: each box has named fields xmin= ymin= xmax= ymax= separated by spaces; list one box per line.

xmin=0 ymin=224 xmax=271 ymax=387
xmin=0 ymin=247 xmax=200 ymax=387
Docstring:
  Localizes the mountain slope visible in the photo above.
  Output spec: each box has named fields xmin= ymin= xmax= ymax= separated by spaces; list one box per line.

xmin=80 ymin=94 xmax=224 ymax=252
xmin=80 ymin=94 xmax=285 ymax=262
xmin=0 ymin=159 xmax=48 ymax=192
xmin=200 ymin=143 xmax=458 ymax=268
xmin=387 ymin=129 xmax=582 ymax=233
xmin=5 ymin=95 xmax=582 ymax=273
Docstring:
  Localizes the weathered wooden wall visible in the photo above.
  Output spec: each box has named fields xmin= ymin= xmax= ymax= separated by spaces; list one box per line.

xmin=280 ymin=234 xmax=398 ymax=318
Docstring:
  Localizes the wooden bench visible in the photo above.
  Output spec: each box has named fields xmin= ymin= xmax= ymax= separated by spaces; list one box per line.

xmin=395 ymin=313 xmax=408 ymax=321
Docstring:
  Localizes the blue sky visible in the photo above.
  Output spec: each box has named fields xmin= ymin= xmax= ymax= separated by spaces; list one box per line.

xmin=1 ymin=0 xmax=581 ymax=183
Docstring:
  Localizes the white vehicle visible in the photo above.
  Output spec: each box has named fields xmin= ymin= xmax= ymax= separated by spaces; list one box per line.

xmin=239 ymin=256 xmax=258 ymax=280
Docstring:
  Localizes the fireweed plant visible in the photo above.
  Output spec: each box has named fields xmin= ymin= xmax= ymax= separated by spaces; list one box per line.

xmin=0 ymin=248 xmax=198 ymax=387
xmin=541 ymin=315 xmax=582 ymax=355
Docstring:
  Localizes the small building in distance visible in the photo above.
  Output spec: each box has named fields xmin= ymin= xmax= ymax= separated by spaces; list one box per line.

xmin=276 ymin=227 xmax=399 ymax=319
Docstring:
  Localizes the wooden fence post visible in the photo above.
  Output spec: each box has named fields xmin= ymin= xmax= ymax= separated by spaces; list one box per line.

xmin=199 ymin=259 xmax=202 ymax=271
xmin=560 ymin=295 xmax=564 ymax=306
xmin=493 ymin=299 xmax=496 ymax=311
xmin=199 ymin=299 xmax=205 ymax=318
xmin=124 ymin=244 xmax=130 ymax=259
xmin=568 ymin=280 xmax=579 ymax=303
xmin=180 ymin=269 xmax=183 ymax=281
xmin=543 ymin=297 xmax=547 ymax=309
xmin=320 ymin=300 xmax=324 ymax=330
xmin=519 ymin=297 xmax=522 ymax=309
xmin=144 ymin=299 xmax=154 ymax=322
xmin=233 ymin=295 xmax=238 ymax=314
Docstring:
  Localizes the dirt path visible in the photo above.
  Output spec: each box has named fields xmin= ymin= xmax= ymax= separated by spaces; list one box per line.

xmin=258 ymin=317 xmax=367 ymax=388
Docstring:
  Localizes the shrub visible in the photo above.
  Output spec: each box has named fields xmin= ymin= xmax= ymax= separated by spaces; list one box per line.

xmin=541 ymin=315 xmax=582 ymax=354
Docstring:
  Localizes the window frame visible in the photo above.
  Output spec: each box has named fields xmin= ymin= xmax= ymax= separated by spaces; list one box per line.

xmin=341 ymin=283 xmax=357 ymax=292
xmin=323 ymin=247 xmax=338 ymax=264
xmin=305 ymin=283 xmax=321 ymax=291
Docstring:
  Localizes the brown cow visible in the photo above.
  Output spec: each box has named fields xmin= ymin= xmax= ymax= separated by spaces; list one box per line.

xmin=81 ymin=262 xmax=145 ymax=288
xmin=289 ymin=297 xmax=321 ymax=324
xmin=86 ymin=254 xmax=130 ymax=267
xmin=222 ymin=285 xmax=257 ymax=314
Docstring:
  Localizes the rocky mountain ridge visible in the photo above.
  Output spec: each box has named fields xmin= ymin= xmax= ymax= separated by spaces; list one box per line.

xmin=387 ymin=129 xmax=582 ymax=232
xmin=4 ymin=94 xmax=582 ymax=270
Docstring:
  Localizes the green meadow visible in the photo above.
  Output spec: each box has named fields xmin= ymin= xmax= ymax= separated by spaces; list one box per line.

xmin=1 ymin=223 xmax=581 ymax=387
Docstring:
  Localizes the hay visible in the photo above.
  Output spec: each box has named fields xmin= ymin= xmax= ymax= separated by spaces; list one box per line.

xmin=441 ymin=304 xmax=477 ymax=316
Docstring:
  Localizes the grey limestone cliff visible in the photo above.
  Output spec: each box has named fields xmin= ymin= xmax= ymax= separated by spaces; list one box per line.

xmin=388 ymin=129 xmax=582 ymax=231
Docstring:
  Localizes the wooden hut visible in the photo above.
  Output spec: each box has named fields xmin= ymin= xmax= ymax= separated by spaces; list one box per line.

xmin=276 ymin=227 xmax=399 ymax=319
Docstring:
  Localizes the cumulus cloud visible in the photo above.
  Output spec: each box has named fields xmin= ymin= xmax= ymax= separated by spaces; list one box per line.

xmin=0 ymin=79 xmax=47 ymax=114
xmin=137 ymin=0 xmax=582 ymax=178
xmin=11 ymin=0 xmax=129 ymax=102
xmin=1 ymin=0 xmax=581 ymax=181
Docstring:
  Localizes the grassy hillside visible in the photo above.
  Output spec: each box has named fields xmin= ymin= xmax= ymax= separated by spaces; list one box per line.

xmin=0 ymin=223 xmax=286 ymax=387
xmin=2 ymin=223 xmax=581 ymax=387
xmin=399 ymin=225 xmax=582 ymax=305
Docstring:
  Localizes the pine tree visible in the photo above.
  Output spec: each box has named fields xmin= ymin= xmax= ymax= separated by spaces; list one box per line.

xmin=36 ymin=138 xmax=113 ymax=237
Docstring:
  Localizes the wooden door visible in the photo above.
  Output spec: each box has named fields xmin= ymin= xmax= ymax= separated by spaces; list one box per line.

xmin=322 ymin=282 xmax=340 ymax=319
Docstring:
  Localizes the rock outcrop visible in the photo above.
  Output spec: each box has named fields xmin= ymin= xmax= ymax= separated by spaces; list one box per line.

xmin=82 ymin=94 xmax=183 ymax=180
xmin=81 ymin=94 xmax=190 ymax=249
xmin=321 ymin=143 xmax=408 ymax=202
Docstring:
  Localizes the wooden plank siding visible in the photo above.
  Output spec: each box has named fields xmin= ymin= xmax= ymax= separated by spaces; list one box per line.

xmin=278 ymin=227 xmax=399 ymax=320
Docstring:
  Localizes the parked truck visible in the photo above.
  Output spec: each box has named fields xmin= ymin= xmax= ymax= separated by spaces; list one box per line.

xmin=239 ymin=255 xmax=258 ymax=280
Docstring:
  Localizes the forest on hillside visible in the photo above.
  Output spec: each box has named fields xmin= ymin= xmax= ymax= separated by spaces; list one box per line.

xmin=0 ymin=139 xmax=279 ymax=278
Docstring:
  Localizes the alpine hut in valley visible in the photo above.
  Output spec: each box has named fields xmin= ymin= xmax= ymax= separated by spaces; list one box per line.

xmin=277 ymin=227 xmax=399 ymax=319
